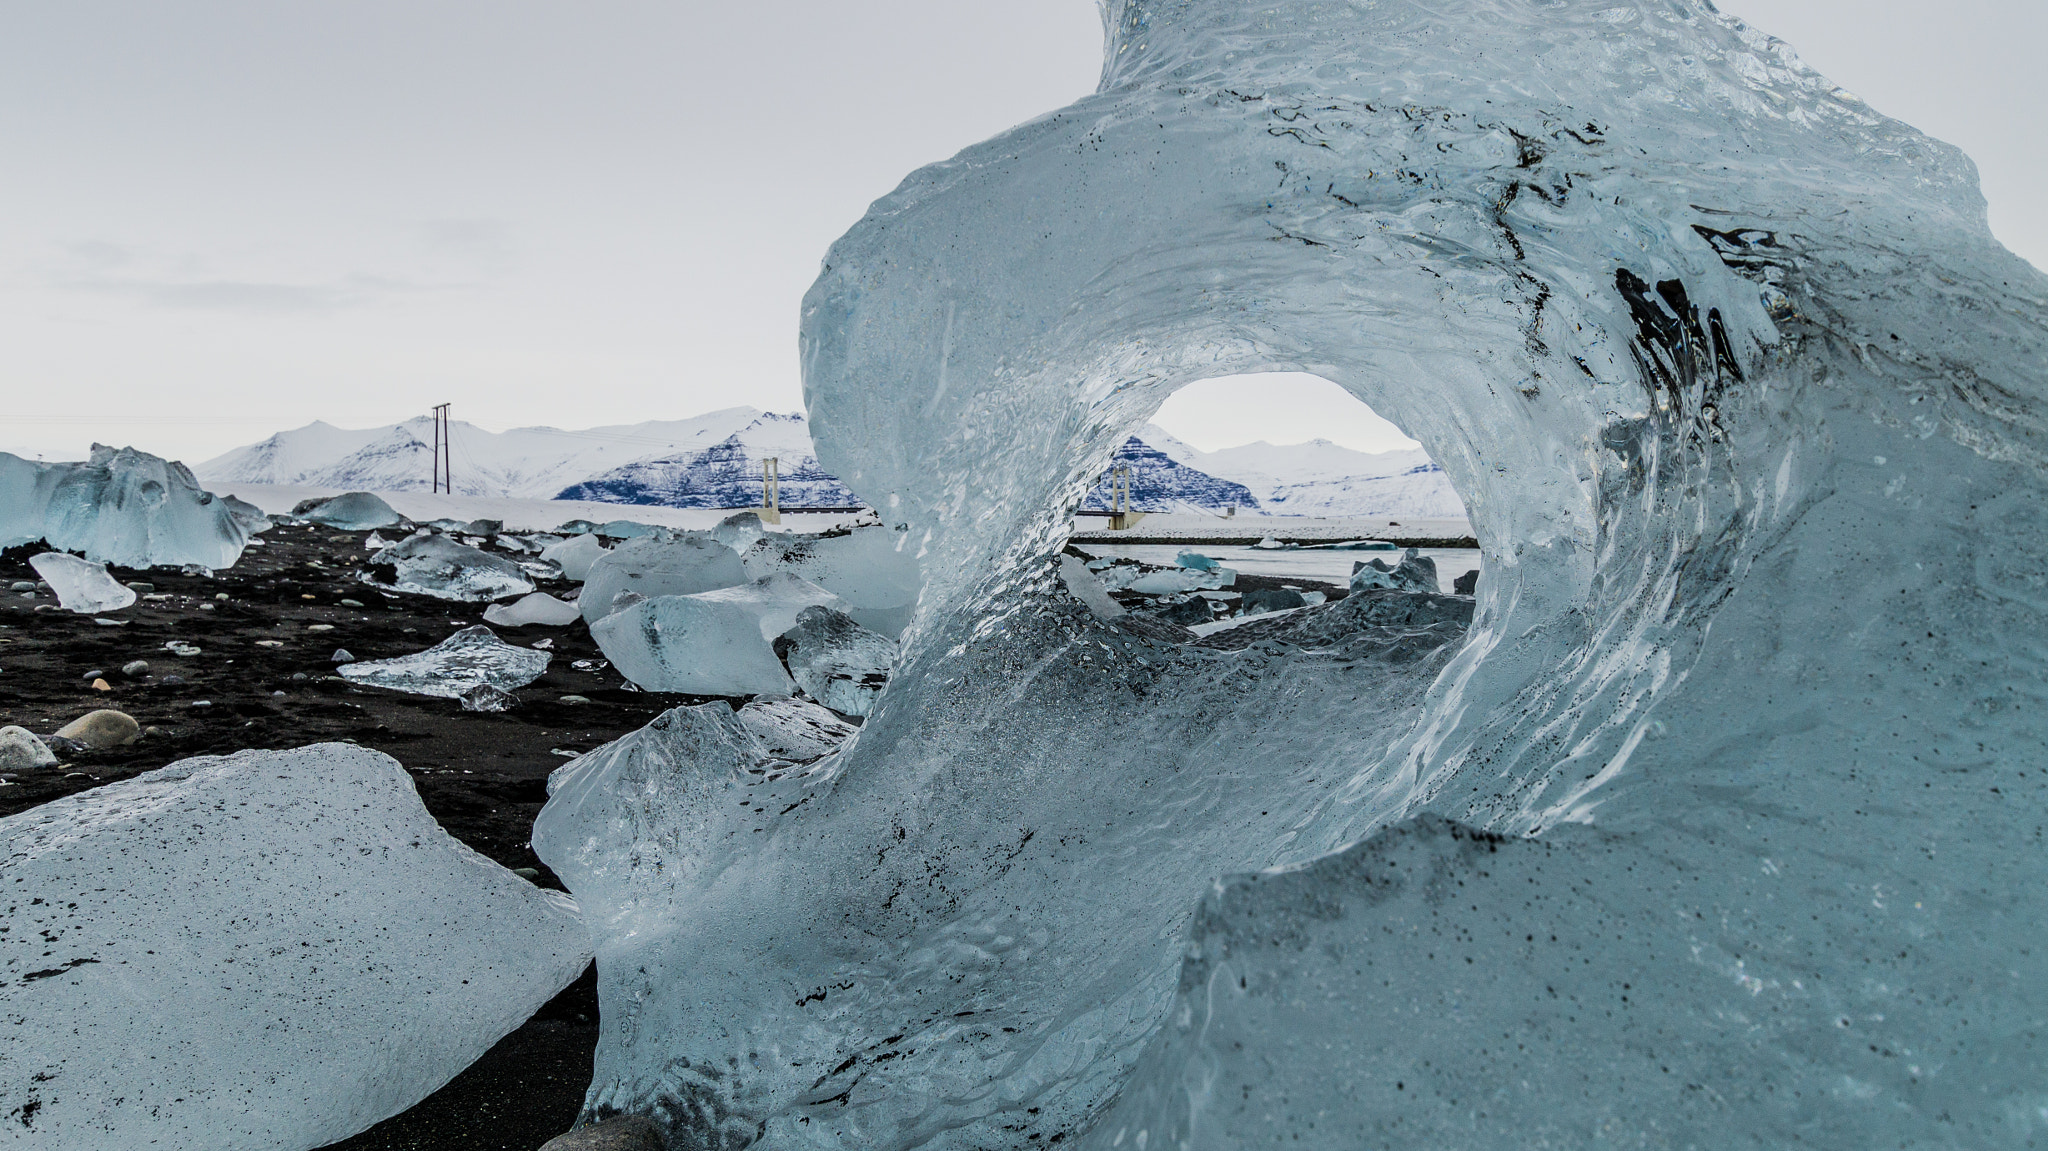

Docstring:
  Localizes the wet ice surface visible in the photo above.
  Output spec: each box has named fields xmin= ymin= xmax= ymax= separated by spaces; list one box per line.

xmin=28 ymin=552 xmax=137 ymax=614
xmin=1 ymin=445 xmax=247 ymax=569
xmin=482 ymin=591 xmax=583 ymax=628
xmin=363 ymin=533 xmax=535 ymax=602
xmin=533 ymin=0 xmax=2048 ymax=1145
xmin=580 ymin=534 xmax=748 ymax=624
xmin=590 ymin=590 xmax=803 ymax=698
xmin=338 ymin=624 xmax=550 ymax=699
xmin=539 ymin=532 xmax=608 ymax=581
xmin=779 ymin=605 xmax=896 ymax=718
xmin=1 ymin=743 xmax=589 ymax=1151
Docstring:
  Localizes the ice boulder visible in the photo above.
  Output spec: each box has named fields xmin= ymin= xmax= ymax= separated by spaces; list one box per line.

xmin=29 ymin=552 xmax=137 ymax=614
xmin=741 ymin=525 xmax=921 ymax=636
xmin=778 ymin=605 xmax=896 ymax=717
xmin=338 ymin=625 xmax=550 ymax=699
xmin=539 ymin=532 xmax=608 ymax=581
xmin=711 ymin=510 xmax=766 ymax=553
xmin=1058 ymin=554 xmax=1126 ymax=620
xmin=589 ymin=584 xmax=823 ymax=697
xmin=1348 ymin=547 xmax=1437 ymax=593
xmin=533 ymin=0 xmax=2048 ymax=1143
xmin=580 ymin=534 xmax=748 ymax=624
xmin=0 ymin=743 xmax=590 ymax=1151
xmin=1126 ymin=565 xmax=1233 ymax=595
xmin=219 ymin=494 xmax=271 ymax=535
xmin=365 ymin=533 xmax=534 ymax=602
xmin=482 ymin=592 xmax=583 ymax=628
xmin=2 ymin=446 xmax=247 ymax=569
xmin=293 ymin=491 xmax=409 ymax=530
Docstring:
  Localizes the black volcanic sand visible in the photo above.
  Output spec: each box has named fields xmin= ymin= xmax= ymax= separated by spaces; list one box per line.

xmin=0 ymin=525 xmax=747 ymax=1150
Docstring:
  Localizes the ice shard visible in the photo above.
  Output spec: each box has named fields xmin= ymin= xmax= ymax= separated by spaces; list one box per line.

xmin=540 ymin=532 xmax=608 ymax=581
xmin=587 ymin=574 xmax=845 ymax=698
xmin=2 ymin=743 xmax=589 ymax=1151
xmin=741 ymin=525 xmax=921 ymax=637
xmin=777 ymin=605 xmax=896 ymax=717
xmin=364 ymin=533 xmax=535 ymax=602
xmin=532 ymin=0 xmax=2048 ymax=1146
xmin=28 ymin=552 xmax=138 ymax=614
xmin=338 ymin=625 xmax=550 ymax=699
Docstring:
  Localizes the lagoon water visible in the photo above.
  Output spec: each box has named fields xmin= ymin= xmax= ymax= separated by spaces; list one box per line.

xmin=1072 ymin=542 xmax=1479 ymax=594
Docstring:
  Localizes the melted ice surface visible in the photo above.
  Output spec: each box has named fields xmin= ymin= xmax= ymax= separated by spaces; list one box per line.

xmin=535 ymin=0 xmax=2048 ymax=1145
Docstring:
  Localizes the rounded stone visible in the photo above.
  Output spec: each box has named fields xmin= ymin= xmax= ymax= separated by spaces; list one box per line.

xmin=54 ymin=709 xmax=142 ymax=749
xmin=538 ymin=1116 xmax=663 ymax=1151
xmin=121 ymin=660 xmax=150 ymax=677
xmin=0 ymin=726 xmax=58 ymax=771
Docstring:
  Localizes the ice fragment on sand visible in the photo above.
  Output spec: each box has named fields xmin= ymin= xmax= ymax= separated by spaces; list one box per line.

xmin=778 ymin=606 xmax=896 ymax=717
xmin=581 ymin=534 xmax=748 ymax=624
xmin=294 ymin=491 xmax=409 ymax=530
xmin=460 ymin=683 xmax=519 ymax=712
xmin=591 ymin=593 xmax=801 ymax=698
xmin=0 ymin=743 xmax=589 ymax=1150
xmin=29 ymin=553 xmax=137 ymax=614
xmin=712 ymin=511 xmax=766 ymax=553
xmin=3 ymin=446 xmax=247 ymax=569
xmin=539 ymin=532 xmax=608 ymax=582
xmin=742 ymin=525 xmax=921 ymax=636
xmin=1058 ymin=554 xmax=1127 ymax=620
xmin=1348 ymin=547 xmax=1436 ymax=593
xmin=338 ymin=625 xmax=549 ymax=699
xmin=483 ymin=592 xmax=583 ymax=628
xmin=365 ymin=533 xmax=534 ymax=602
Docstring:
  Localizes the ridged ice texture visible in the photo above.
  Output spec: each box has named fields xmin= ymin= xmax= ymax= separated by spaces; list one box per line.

xmin=533 ymin=1 xmax=2048 ymax=1147
xmin=0 ymin=744 xmax=591 ymax=1150
xmin=0 ymin=446 xmax=247 ymax=569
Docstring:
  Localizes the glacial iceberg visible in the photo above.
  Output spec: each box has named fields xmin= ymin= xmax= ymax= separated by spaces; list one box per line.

xmin=294 ymin=491 xmax=409 ymax=530
xmin=1348 ymin=547 xmax=1437 ymax=593
xmin=581 ymin=533 xmax=749 ymax=624
xmin=530 ymin=0 xmax=2048 ymax=1147
xmin=0 ymin=446 xmax=247 ymax=569
xmin=2 ymin=743 xmax=589 ymax=1150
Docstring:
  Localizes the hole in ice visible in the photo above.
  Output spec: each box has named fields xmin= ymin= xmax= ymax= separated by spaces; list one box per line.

xmin=1070 ymin=372 xmax=1480 ymax=633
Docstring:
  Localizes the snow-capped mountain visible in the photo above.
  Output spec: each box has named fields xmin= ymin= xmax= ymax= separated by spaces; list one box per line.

xmin=197 ymin=408 xmax=1463 ymax=519
xmin=1078 ymin=438 xmax=1260 ymax=514
xmin=197 ymin=408 xmax=841 ymax=507
xmin=1138 ymin=424 xmax=1468 ymax=518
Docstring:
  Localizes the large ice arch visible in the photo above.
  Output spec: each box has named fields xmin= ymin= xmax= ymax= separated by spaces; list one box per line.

xmin=535 ymin=1 xmax=2048 ymax=1146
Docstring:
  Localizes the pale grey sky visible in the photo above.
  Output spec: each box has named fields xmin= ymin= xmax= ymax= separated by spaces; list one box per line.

xmin=1 ymin=1 xmax=2040 ymax=462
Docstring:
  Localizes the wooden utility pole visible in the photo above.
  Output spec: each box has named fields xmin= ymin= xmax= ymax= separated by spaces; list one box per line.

xmin=430 ymin=404 xmax=452 ymax=493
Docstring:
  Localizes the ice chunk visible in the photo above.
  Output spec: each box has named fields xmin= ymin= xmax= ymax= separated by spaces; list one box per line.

xmin=1348 ymin=547 xmax=1436 ymax=593
xmin=539 ymin=532 xmax=608 ymax=581
xmin=28 ymin=553 xmax=137 ymax=614
xmin=459 ymin=683 xmax=519 ymax=712
xmin=1058 ymin=554 xmax=1127 ymax=620
xmin=580 ymin=534 xmax=748 ymax=624
xmin=482 ymin=591 xmax=582 ymax=628
xmin=292 ymin=490 xmax=409 ymax=530
xmin=1 ymin=743 xmax=589 ymax=1150
xmin=733 ymin=697 xmax=857 ymax=767
xmin=712 ymin=510 xmax=766 ymax=553
xmin=365 ymin=533 xmax=535 ymax=602
xmin=778 ymin=605 xmax=896 ymax=717
xmin=597 ymin=519 xmax=657 ymax=540
xmin=694 ymin=572 xmax=849 ymax=641
xmin=220 ymin=494 xmax=271 ymax=535
xmin=535 ymin=0 xmax=2048 ymax=1144
xmin=1173 ymin=550 xmax=1217 ymax=571
xmin=590 ymin=592 xmax=801 ymax=698
xmin=742 ymin=525 xmax=921 ymax=636
xmin=3 ymin=446 xmax=248 ymax=569
xmin=1126 ymin=565 xmax=1234 ymax=594
xmin=338 ymin=625 xmax=549 ymax=698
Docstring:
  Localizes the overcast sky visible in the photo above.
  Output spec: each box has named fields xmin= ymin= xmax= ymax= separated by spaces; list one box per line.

xmin=2 ymin=1 xmax=2040 ymax=463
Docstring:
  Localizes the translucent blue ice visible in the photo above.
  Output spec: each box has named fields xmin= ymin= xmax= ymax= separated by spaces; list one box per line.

xmin=534 ymin=1 xmax=2048 ymax=1145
